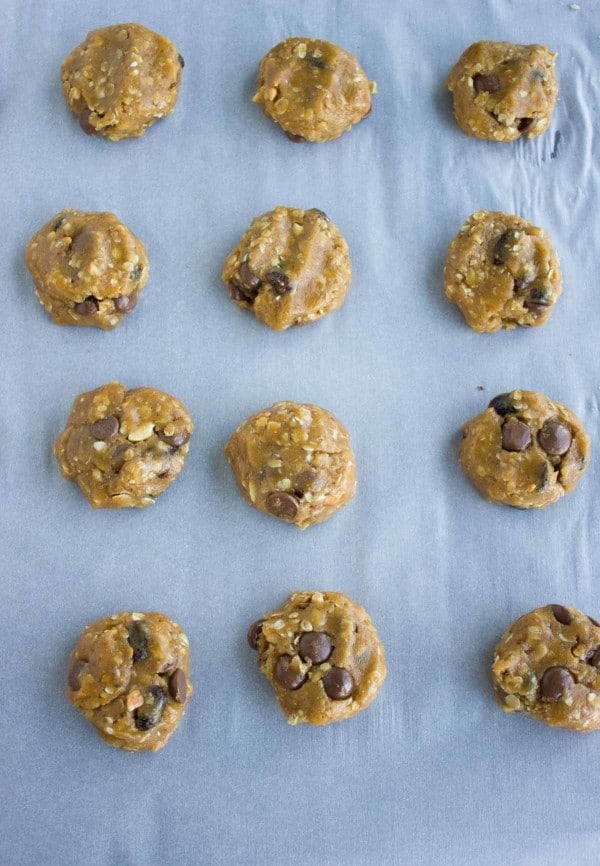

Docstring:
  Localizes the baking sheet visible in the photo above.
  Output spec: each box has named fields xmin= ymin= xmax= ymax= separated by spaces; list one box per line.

xmin=2 ymin=1 xmax=600 ymax=864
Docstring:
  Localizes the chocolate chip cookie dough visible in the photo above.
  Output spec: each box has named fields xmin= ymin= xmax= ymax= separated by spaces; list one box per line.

xmin=446 ymin=41 xmax=557 ymax=141
xmin=444 ymin=211 xmax=562 ymax=332
xmin=460 ymin=390 xmax=590 ymax=509
xmin=253 ymin=37 xmax=374 ymax=142
xmin=222 ymin=206 xmax=351 ymax=331
xmin=25 ymin=210 xmax=148 ymax=329
xmin=54 ymin=382 xmax=193 ymax=508
xmin=61 ymin=23 xmax=183 ymax=140
xmin=67 ymin=611 xmax=192 ymax=750
xmin=248 ymin=591 xmax=386 ymax=725
xmin=493 ymin=605 xmax=600 ymax=732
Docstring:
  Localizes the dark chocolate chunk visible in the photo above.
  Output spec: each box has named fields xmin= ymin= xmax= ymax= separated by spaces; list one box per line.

xmin=550 ymin=605 xmax=573 ymax=626
xmin=168 ymin=668 xmax=187 ymax=703
xmin=488 ymin=393 xmax=518 ymax=416
xmin=128 ymin=620 xmax=149 ymax=662
xmin=473 ymin=73 xmax=501 ymax=94
xmin=264 ymin=271 xmax=292 ymax=295
xmin=501 ymin=417 xmax=531 ymax=452
xmin=538 ymin=419 xmax=572 ymax=456
xmin=518 ymin=117 xmax=535 ymax=134
xmin=134 ymin=685 xmax=166 ymax=730
xmin=79 ymin=109 xmax=97 ymax=136
xmin=247 ymin=620 xmax=263 ymax=650
xmin=68 ymin=659 xmax=86 ymax=691
xmin=74 ymin=297 xmax=99 ymax=316
xmin=274 ymin=655 xmax=306 ymax=690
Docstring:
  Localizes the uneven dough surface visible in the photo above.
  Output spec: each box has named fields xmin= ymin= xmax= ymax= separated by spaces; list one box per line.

xmin=222 ymin=206 xmax=351 ymax=331
xmin=248 ymin=591 xmax=386 ymax=725
xmin=225 ymin=401 xmax=356 ymax=529
xmin=67 ymin=611 xmax=192 ymax=751
xmin=54 ymin=381 xmax=193 ymax=508
xmin=253 ymin=37 xmax=374 ymax=142
xmin=444 ymin=211 xmax=562 ymax=332
xmin=61 ymin=23 xmax=183 ymax=140
xmin=446 ymin=41 xmax=557 ymax=142
xmin=460 ymin=390 xmax=590 ymax=509
xmin=25 ymin=210 xmax=148 ymax=329
xmin=493 ymin=605 xmax=600 ymax=732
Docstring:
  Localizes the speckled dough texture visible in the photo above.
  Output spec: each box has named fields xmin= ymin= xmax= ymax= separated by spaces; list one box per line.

xmin=446 ymin=41 xmax=557 ymax=142
xmin=54 ymin=381 xmax=193 ymax=508
xmin=252 ymin=37 xmax=374 ymax=142
xmin=249 ymin=591 xmax=386 ymax=725
xmin=460 ymin=390 xmax=590 ymax=509
xmin=492 ymin=605 xmax=600 ymax=732
xmin=66 ymin=611 xmax=192 ymax=751
xmin=61 ymin=22 xmax=183 ymax=140
xmin=221 ymin=206 xmax=351 ymax=331
xmin=25 ymin=210 xmax=148 ymax=329
xmin=225 ymin=401 xmax=356 ymax=529
xmin=444 ymin=211 xmax=562 ymax=332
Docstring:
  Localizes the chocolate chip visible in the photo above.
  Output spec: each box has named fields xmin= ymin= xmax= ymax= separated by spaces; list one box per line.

xmin=306 ymin=55 xmax=326 ymax=69
xmin=53 ymin=218 xmax=65 ymax=232
xmin=74 ymin=297 xmax=99 ymax=316
xmin=488 ymin=393 xmax=518 ymax=416
xmin=157 ymin=427 xmax=190 ymax=448
xmin=538 ymin=419 xmax=572 ymax=456
xmin=68 ymin=659 xmax=85 ymax=691
xmin=587 ymin=647 xmax=600 ymax=668
xmin=323 ymin=667 xmax=355 ymax=700
xmin=178 ymin=54 xmax=185 ymax=68
xmin=540 ymin=666 xmax=574 ymax=701
xmin=514 ymin=277 xmax=532 ymax=292
xmin=239 ymin=261 xmax=261 ymax=290
xmin=264 ymin=271 xmax=292 ymax=295
xmin=229 ymin=280 xmax=259 ymax=304
xmin=90 ymin=415 xmax=119 ymax=441
xmin=168 ymin=668 xmax=187 ymax=703
xmin=247 ymin=620 xmax=263 ymax=650
xmin=127 ymin=620 xmax=149 ymax=662
xmin=265 ymin=491 xmax=299 ymax=520
xmin=114 ymin=293 xmax=138 ymax=314
xmin=493 ymin=230 xmax=520 ymax=266
xmin=473 ymin=73 xmax=501 ymax=94
xmin=285 ymin=131 xmax=305 ymax=142
xmin=293 ymin=469 xmax=321 ymax=495
xmin=550 ymin=604 xmax=573 ymax=626
xmin=79 ymin=108 xmax=97 ymax=136
xmin=134 ymin=685 xmax=166 ymax=730
xmin=589 ymin=617 xmax=600 ymax=629
xmin=274 ymin=655 xmax=306 ymax=690
xmin=501 ymin=417 xmax=531 ymax=452
xmin=524 ymin=283 xmax=552 ymax=314
xmin=518 ymin=117 xmax=535 ymax=134
xmin=111 ymin=443 xmax=131 ymax=470
xmin=309 ymin=208 xmax=328 ymax=221
xmin=129 ymin=263 xmax=144 ymax=281
xmin=299 ymin=631 xmax=333 ymax=664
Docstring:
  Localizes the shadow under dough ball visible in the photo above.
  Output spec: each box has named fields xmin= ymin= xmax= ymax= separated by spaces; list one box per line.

xmin=460 ymin=390 xmax=590 ymax=508
xmin=25 ymin=209 xmax=148 ymax=329
xmin=66 ymin=611 xmax=192 ymax=751
xmin=221 ymin=206 xmax=351 ymax=331
xmin=225 ymin=401 xmax=356 ymax=529
xmin=446 ymin=41 xmax=557 ymax=141
xmin=444 ymin=210 xmax=562 ymax=332
xmin=54 ymin=381 xmax=194 ymax=508
xmin=61 ymin=22 xmax=184 ymax=140
xmin=252 ymin=37 xmax=375 ymax=142
xmin=492 ymin=604 xmax=600 ymax=731
xmin=248 ymin=591 xmax=386 ymax=725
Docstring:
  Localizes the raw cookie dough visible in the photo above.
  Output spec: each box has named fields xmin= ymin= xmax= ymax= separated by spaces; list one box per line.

xmin=444 ymin=211 xmax=562 ymax=332
xmin=54 ymin=381 xmax=193 ymax=508
xmin=221 ymin=206 xmax=351 ymax=331
xmin=248 ymin=591 xmax=386 ymax=725
xmin=446 ymin=41 xmax=557 ymax=142
xmin=61 ymin=23 xmax=183 ymax=140
xmin=25 ymin=210 xmax=148 ymax=329
xmin=492 ymin=605 xmax=600 ymax=732
xmin=460 ymin=390 xmax=590 ymax=509
xmin=67 ymin=611 xmax=192 ymax=751
xmin=252 ymin=37 xmax=374 ymax=142
xmin=225 ymin=401 xmax=356 ymax=529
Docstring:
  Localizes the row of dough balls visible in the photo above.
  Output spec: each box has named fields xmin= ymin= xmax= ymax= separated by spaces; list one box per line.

xmin=53 ymin=383 xmax=590 ymax=518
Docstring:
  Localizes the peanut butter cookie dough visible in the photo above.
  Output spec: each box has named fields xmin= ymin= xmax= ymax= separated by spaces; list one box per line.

xmin=253 ymin=37 xmax=374 ymax=142
xmin=248 ymin=591 xmax=386 ymax=725
xmin=444 ymin=211 xmax=562 ymax=332
xmin=61 ymin=23 xmax=183 ymax=140
xmin=25 ymin=210 xmax=148 ymax=329
xmin=447 ymin=41 xmax=557 ymax=141
xmin=67 ymin=611 xmax=192 ymax=751
xmin=54 ymin=381 xmax=193 ymax=508
xmin=493 ymin=605 xmax=600 ymax=732
xmin=222 ymin=206 xmax=351 ymax=331
xmin=460 ymin=390 xmax=590 ymax=509
xmin=225 ymin=402 xmax=356 ymax=529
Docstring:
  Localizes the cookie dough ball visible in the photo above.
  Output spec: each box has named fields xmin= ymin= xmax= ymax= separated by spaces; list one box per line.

xmin=248 ymin=591 xmax=386 ymax=725
xmin=446 ymin=41 xmax=557 ymax=141
xmin=444 ymin=211 xmax=562 ymax=332
xmin=492 ymin=605 xmax=600 ymax=732
xmin=252 ymin=37 xmax=374 ymax=142
xmin=61 ymin=23 xmax=183 ymax=140
xmin=222 ymin=206 xmax=351 ymax=331
xmin=54 ymin=381 xmax=193 ymax=508
xmin=460 ymin=390 xmax=590 ymax=509
xmin=25 ymin=210 xmax=148 ymax=329
xmin=225 ymin=402 xmax=356 ymax=529
xmin=66 ymin=611 xmax=192 ymax=751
